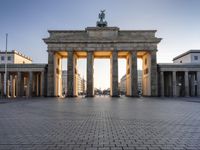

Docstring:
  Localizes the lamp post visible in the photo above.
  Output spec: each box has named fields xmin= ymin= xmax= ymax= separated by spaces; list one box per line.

xmin=4 ymin=34 xmax=8 ymax=97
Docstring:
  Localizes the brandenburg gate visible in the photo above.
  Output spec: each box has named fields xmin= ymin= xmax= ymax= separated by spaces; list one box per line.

xmin=43 ymin=12 xmax=161 ymax=97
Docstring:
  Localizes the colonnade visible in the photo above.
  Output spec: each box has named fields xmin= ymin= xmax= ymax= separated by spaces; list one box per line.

xmin=160 ymin=71 xmax=200 ymax=97
xmin=48 ymin=50 xmax=158 ymax=97
xmin=0 ymin=71 xmax=45 ymax=98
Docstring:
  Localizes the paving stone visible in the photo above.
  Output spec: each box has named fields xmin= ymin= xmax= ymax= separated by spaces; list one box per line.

xmin=0 ymin=97 xmax=200 ymax=150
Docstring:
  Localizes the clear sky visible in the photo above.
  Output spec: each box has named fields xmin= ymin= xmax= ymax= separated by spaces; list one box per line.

xmin=0 ymin=0 xmax=200 ymax=89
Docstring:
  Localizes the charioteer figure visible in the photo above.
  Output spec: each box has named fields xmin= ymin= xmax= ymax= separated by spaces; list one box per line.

xmin=96 ymin=10 xmax=108 ymax=27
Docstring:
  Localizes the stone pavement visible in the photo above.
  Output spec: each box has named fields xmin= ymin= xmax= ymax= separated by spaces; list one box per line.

xmin=0 ymin=97 xmax=200 ymax=150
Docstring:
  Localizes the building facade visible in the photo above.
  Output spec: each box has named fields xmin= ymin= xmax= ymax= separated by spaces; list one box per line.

xmin=120 ymin=70 xmax=142 ymax=95
xmin=173 ymin=50 xmax=200 ymax=64
xmin=0 ymin=22 xmax=199 ymax=98
xmin=158 ymin=50 xmax=200 ymax=97
xmin=44 ymin=26 xmax=161 ymax=97
xmin=0 ymin=50 xmax=32 ymax=64
xmin=0 ymin=64 xmax=47 ymax=97
xmin=62 ymin=70 xmax=86 ymax=96
xmin=158 ymin=64 xmax=200 ymax=97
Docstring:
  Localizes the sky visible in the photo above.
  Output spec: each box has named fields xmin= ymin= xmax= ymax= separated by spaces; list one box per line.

xmin=0 ymin=0 xmax=200 ymax=89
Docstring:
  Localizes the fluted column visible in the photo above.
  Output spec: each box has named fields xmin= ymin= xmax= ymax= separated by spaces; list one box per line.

xmin=126 ymin=51 xmax=138 ymax=97
xmin=150 ymin=50 xmax=158 ymax=96
xmin=35 ymin=73 xmax=39 ymax=96
xmin=197 ymin=71 xmax=200 ymax=97
xmin=67 ymin=51 xmax=76 ymax=97
xmin=40 ymin=71 xmax=45 ymax=96
xmin=0 ymin=73 xmax=3 ymax=97
xmin=184 ymin=71 xmax=189 ymax=97
xmin=13 ymin=75 xmax=16 ymax=97
xmin=131 ymin=51 xmax=138 ymax=97
xmin=47 ymin=51 xmax=55 ymax=96
xmin=110 ymin=50 xmax=119 ymax=97
xmin=86 ymin=51 xmax=94 ymax=97
xmin=29 ymin=72 xmax=33 ymax=97
xmin=172 ymin=71 xmax=177 ymax=97
xmin=17 ymin=72 xmax=21 ymax=97
xmin=160 ymin=71 xmax=164 ymax=97
xmin=10 ymin=75 xmax=13 ymax=97
xmin=6 ymin=73 xmax=9 ymax=97
xmin=191 ymin=73 xmax=195 ymax=96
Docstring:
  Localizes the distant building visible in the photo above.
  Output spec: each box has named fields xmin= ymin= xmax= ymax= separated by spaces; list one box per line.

xmin=158 ymin=50 xmax=200 ymax=97
xmin=62 ymin=70 xmax=67 ymax=95
xmin=80 ymin=77 xmax=86 ymax=94
xmin=173 ymin=50 xmax=200 ymax=64
xmin=77 ymin=74 xmax=86 ymax=95
xmin=119 ymin=70 xmax=142 ymax=95
xmin=0 ymin=50 xmax=32 ymax=64
xmin=62 ymin=71 xmax=86 ymax=96
xmin=119 ymin=75 xmax=126 ymax=94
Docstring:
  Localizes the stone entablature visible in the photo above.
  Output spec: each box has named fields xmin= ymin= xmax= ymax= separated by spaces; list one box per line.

xmin=43 ymin=27 xmax=161 ymax=52
xmin=158 ymin=63 xmax=200 ymax=72
xmin=0 ymin=64 xmax=47 ymax=72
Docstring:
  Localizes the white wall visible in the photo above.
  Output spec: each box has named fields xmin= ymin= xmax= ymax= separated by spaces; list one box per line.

xmin=173 ymin=54 xmax=191 ymax=64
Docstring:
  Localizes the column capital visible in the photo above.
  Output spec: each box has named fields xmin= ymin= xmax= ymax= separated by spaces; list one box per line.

xmin=87 ymin=51 xmax=94 ymax=54
xmin=150 ymin=50 xmax=157 ymax=54
xmin=172 ymin=71 xmax=176 ymax=76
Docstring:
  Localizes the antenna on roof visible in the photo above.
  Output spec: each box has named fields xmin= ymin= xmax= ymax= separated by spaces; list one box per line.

xmin=4 ymin=33 xmax=8 ymax=98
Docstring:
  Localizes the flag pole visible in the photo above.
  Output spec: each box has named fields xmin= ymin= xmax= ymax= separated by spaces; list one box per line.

xmin=4 ymin=33 xmax=8 ymax=98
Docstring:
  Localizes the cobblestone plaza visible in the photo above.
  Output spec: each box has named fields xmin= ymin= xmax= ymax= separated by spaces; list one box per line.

xmin=0 ymin=97 xmax=200 ymax=150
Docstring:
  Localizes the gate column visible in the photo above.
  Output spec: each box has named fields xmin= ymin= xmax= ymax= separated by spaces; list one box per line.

xmin=110 ymin=50 xmax=119 ymax=97
xmin=197 ymin=71 xmax=200 ymax=97
xmin=150 ymin=50 xmax=158 ymax=96
xmin=86 ymin=51 xmax=94 ymax=97
xmin=67 ymin=51 xmax=77 ymax=97
xmin=47 ymin=51 xmax=55 ymax=96
xmin=184 ymin=71 xmax=189 ymax=97
xmin=172 ymin=71 xmax=177 ymax=97
xmin=126 ymin=51 xmax=138 ymax=97
xmin=29 ymin=71 xmax=33 ymax=97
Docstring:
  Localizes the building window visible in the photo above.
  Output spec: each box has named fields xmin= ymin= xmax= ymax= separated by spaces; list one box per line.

xmin=7 ymin=56 xmax=11 ymax=61
xmin=180 ymin=60 xmax=182 ymax=63
xmin=194 ymin=56 xmax=198 ymax=60
xmin=1 ymin=56 xmax=4 ymax=61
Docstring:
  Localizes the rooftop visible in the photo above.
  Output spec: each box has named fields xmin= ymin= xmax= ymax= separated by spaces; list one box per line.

xmin=0 ymin=50 xmax=32 ymax=61
xmin=173 ymin=50 xmax=200 ymax=61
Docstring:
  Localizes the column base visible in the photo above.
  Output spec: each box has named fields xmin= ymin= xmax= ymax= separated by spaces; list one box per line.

xmin=66 ymin=95 xmax=77 ymax=98
xmin=142 ymin=95 xmax=159 ymax=97
xmin=85 ymin=95 xmax=94 ymax=97
xmin=126 ymin=95 xmax=139 ymax=97
xmin=111 ymin=95 xmax=120 ymax=97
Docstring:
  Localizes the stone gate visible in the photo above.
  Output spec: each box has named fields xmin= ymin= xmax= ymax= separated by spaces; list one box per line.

xmin=43 ymin=26 xmax=161 ymax=97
